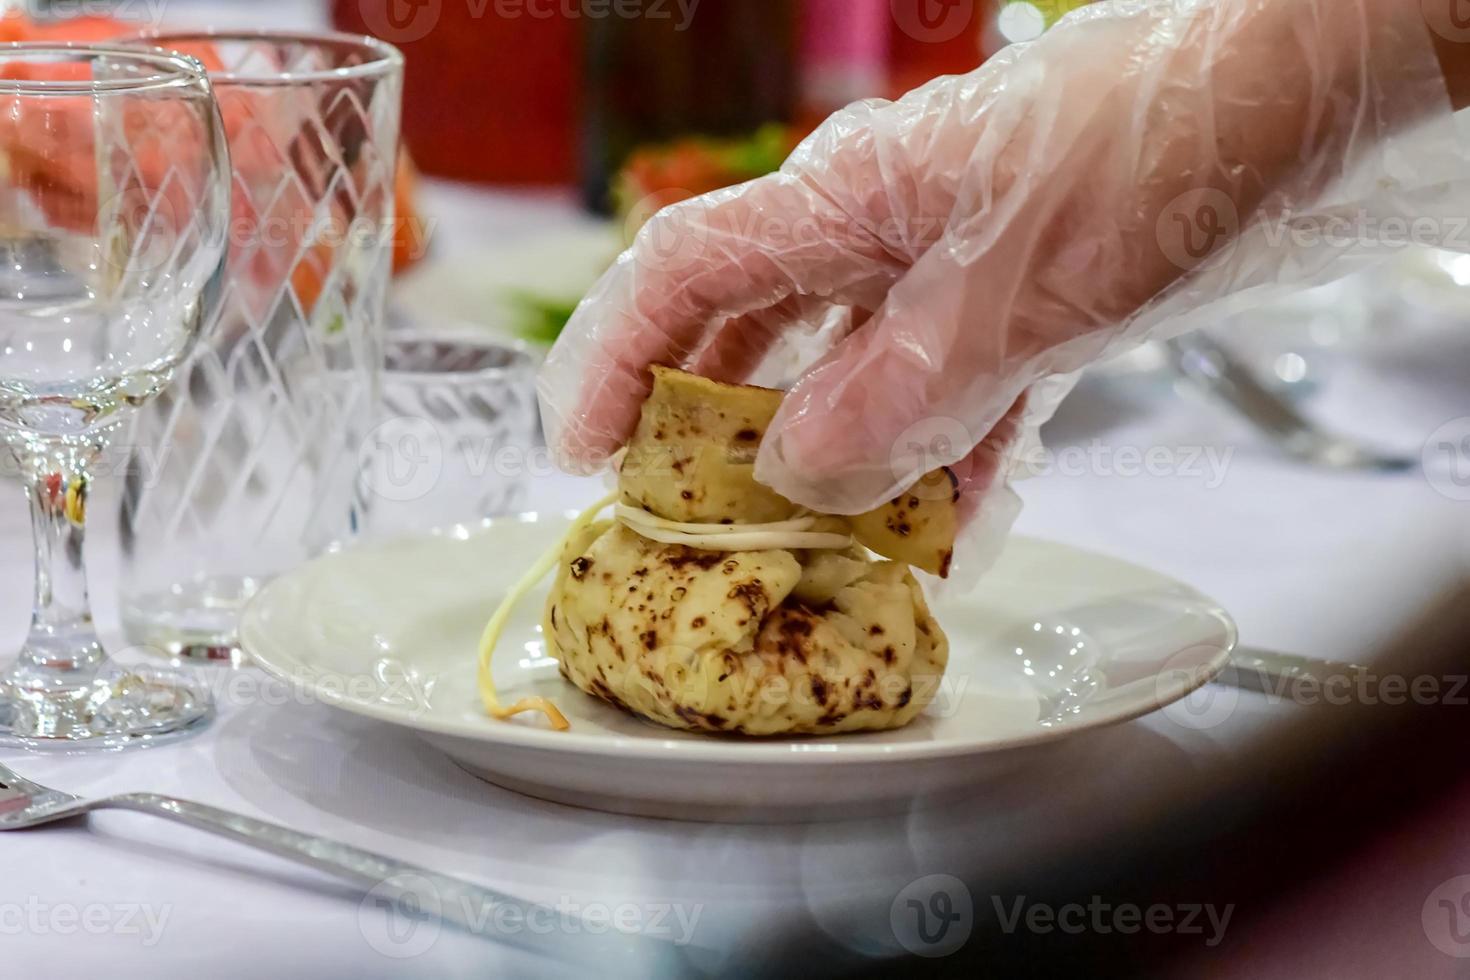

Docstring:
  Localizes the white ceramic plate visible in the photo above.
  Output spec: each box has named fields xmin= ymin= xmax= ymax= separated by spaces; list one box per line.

xmin=242 ymin=514 xmax=1236 ymax=822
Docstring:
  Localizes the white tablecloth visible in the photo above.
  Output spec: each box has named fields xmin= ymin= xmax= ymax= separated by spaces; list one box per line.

xmin=3 ymin=165 xmax=1469 ymax=976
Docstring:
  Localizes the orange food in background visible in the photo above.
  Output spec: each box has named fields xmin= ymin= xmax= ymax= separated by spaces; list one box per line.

xmin=392 ymin=154 xmax=424 ymax=273
xmin=0 ymin=12 xmax=424 ymax=285
xmin=614 ymin=125 xmax=807 ymax=236
xmin=0 ymin=14 xmax=120 ymax=43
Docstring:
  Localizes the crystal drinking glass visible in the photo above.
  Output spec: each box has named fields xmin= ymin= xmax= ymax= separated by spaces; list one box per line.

xmin=362 ymin=332 xmax=538 ymax=538
xmin=116 ymin=32 xmax=403 ymax=666
xmin=0 ymin=46 xmax=230 ymax=747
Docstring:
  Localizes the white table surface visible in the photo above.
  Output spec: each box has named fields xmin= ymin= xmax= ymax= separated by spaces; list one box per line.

xmin=4 ymin=164 xmax=1470 ymax=977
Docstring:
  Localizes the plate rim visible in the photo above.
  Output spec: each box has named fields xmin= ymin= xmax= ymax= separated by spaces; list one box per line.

xmin=242 ymin=513 xmax=1239 ymax=765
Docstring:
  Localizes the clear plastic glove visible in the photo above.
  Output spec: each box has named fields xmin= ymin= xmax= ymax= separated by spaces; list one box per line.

xmin=542 ymin=0 xmax=1470 ymax=573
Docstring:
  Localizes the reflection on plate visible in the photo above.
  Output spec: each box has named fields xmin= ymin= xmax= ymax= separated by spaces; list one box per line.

xmin=242 ymin=515 xmax=1236 ymax=822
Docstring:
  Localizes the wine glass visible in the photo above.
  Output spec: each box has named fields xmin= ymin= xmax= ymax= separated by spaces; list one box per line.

xmin=0 ymin=45 xmax=230 ymax=748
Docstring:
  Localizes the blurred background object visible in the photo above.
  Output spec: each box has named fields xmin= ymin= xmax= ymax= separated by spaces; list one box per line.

xmin=980 ymin=0 xmax=1093 ymax=55
xmin=350 ymin=0 xmax=990 ymax=347
xmin=798 ymin=0 xmax=889 ymax=119
xmin=332 ymin=0 xmax=580 ymax=186
xmin=578 ymin=0 xmax=799 ymax=213
xmin=330 ymin=0 xmax=1015 ymax=205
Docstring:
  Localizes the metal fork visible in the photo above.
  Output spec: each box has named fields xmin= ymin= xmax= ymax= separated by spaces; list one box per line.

xmin=0 ymin=760 xmax=679 ymax=971
xmin=1166 ymin=334 xmax=1416 ymax=472
xmin=1215 ymin=648 xmax=1371 ymax=696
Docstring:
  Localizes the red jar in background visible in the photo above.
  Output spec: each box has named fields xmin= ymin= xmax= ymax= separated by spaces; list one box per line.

xmin=333 ymin=0 xmax=579 ymax=185
xmin=887 ymin=0 xmax=991 ymax=94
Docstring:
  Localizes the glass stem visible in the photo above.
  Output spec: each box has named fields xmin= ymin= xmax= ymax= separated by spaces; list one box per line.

xmin=9 ymin=434 xmax=106 ymax=687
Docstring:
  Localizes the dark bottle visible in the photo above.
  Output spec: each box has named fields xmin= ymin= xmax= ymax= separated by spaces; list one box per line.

xmin=581 ymin=0 xmax=799 ymax=214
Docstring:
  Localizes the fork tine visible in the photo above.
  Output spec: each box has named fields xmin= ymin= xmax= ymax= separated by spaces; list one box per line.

xmin=0 ymin=761 xmax=81 ymax=821
xmin=0 ymin=759 xmax=47 ymax=794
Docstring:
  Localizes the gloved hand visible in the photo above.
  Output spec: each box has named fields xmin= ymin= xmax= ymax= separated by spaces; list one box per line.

xmin=542 ymin=0 xmax=1470 ymax=569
